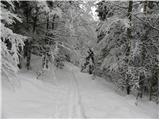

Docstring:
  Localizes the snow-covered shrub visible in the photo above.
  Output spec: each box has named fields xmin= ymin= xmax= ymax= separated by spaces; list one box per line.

xmin=53 ymin=52 xmax=65 ymax=69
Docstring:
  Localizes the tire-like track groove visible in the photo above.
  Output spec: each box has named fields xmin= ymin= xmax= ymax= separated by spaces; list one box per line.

xmin=71 ymin=69 xmax=87 ymax=118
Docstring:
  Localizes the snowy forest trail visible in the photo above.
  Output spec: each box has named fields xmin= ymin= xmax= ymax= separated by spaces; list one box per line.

xmin=2 ymin=55 xmax=158 ymax=118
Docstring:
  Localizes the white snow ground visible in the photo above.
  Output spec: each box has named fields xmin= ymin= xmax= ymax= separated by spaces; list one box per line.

xmin=2 ymin=55 xmax=159 ymax=118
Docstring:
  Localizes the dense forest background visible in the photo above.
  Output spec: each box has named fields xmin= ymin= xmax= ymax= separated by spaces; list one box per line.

xmin=1 ymin=0 xmax=159 ymax=102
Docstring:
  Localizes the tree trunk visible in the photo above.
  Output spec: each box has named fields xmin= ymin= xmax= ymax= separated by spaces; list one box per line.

xmin=46 ymin=16 xmax=49 ymax=30
xmin=52 ymin=15 xmax=57 ymax=30
xmin=52 ymin=16 xmax=55 ymax=30
xmin=17 ymin=46 xmax=23 ymax=69
xmin=127 ymin=1 xmax=133 ymax=40
xmin=25 ymin=13 xmax=36 ymax=69
xmin=149 ymin=79 xmax=152 ymax=101
xmin=126 ymin=0 xmax=133 ymax=95
xmin=26 ymin=7 xmax=38 ymax=70
xmin=138 ymin=0 xmax=147 ymax=96
xmin=42 ymin=16 xmax=50 ymax=69
xmin=26 ymin=40 xmax=31 ymax=70
xmin=33 ymin=16 xmax=37 ymax=33
xmin=32 ymin=6 xmax=39 ymax=33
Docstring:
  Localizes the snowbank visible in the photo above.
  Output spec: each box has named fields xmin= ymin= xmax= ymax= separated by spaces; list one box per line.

xmin=2 ymin=55 xmax=159 ymax=118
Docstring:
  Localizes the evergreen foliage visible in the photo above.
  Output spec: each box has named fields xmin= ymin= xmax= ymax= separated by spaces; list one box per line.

xmin=95 ymin=1 xmax=159 ymax=101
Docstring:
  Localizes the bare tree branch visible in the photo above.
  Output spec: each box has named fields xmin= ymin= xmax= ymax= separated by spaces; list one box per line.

xmin=133 ymin=15 xmax=159 ymax=31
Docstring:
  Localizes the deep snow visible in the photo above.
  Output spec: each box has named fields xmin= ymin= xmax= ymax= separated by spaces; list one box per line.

xmin=2 ymin=55 xmax=159 ymax=118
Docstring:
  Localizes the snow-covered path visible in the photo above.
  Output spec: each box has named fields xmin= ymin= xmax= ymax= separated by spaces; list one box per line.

xmin=2 ymin=55 xmax=158 ymax=118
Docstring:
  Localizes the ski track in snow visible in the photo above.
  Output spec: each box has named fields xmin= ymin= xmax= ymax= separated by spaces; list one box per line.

xmin=2 ymin=55 xmax=159 ymax=118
